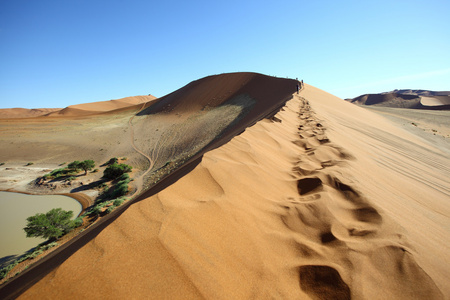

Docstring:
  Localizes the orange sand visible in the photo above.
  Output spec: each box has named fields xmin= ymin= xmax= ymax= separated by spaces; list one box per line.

xmin=16 ymin=83 xmax=449 ymax=299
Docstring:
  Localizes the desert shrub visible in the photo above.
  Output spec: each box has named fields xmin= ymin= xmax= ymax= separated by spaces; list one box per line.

xmin=44 ymin=167 xmax=79 ymax=180
xmin=103 ymin=163 xmax=132 ymax=180
xmin=118 ymin=173 xmax=130 ymax=181
xmin=0 ymin=162 xmax=5 ymax=166
xmin=92 ymin=168 xmax=99 ymax=173
xmin=28 ymin=249 xmax=43 ymax=259
xmin=113 ymin=198 xmax=124 ymax=206
xmin=105 ymin=206 xmax=115 ymax=214
xmin=24 ymin=208 xmax=75 ymax=240
xmin=0 ymin=262 xmax=18 ymax=280
xmin=66 ymin=176 xmax=76 ymax=181
xmin=90 ymin=202 xmax=108 ymax=216
xmin=26 ymin=162 xmax=33 ymax=166
xmin=89 ymin=206 xmax=102 ymax=216
xmin=109 ymin=181 xmax=129 ymax=198
xmin=72 ymin=217 xmax=84 ymax=228
xmin=41 ymin=241 xmax=59 ymax=251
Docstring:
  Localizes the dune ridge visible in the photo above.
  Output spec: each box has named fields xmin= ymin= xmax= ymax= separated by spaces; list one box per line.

xmin=16 ymin=85 xmax=448 ymax=299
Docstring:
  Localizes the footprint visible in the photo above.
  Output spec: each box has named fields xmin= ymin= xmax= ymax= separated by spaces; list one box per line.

xmin=330 ymin=178 xmax=364 ymax=205
xmin=320 ymin=231 xmax=337 ymax=244
xmin=297 ymin=177 xmax=323 ymax=195
xmin=299 ymin=265 xmax=351 ymax=300
xmin=353 ymin=207 xmax=382 ymax=224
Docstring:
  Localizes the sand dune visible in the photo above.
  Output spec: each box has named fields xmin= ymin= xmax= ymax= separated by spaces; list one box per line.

xmin=0 ymin=95 xmax=156 ymax=119
xmin=44 ymin=95 xmax=157 ymax=117
xmin=0 ymin=108 xmax=61 ymax=119
xmin=13 ymin=81 xmax=449 ymax=299
xmin=347 ymin=90 xmax=450 ymax=110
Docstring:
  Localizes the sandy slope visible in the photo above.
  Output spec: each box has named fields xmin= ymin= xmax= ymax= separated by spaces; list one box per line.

xmin=17 ymin=85 xmax=448 ymax=299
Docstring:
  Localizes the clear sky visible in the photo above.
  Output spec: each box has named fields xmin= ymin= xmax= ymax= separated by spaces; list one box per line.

xmin=1 ymin=0 xmax=449 ymax=108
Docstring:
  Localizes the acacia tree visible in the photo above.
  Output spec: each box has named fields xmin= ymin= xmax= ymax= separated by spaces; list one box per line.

xmin=68 ymin=160 xmax=95 ymax=175
xmin=24 ymin=208 xmax=75 ymax=240
xmin=79 ymin=160 xmax=95 ymax=175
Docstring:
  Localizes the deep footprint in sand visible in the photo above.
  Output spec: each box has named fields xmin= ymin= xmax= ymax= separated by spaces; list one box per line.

xmin=299 ymin=265 xmax=351 ymax=300
xmin=297 ymin=177 xmax=323 ymax=195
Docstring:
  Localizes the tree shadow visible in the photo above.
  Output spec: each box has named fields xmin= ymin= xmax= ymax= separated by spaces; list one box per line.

xmin=70 ymin=179 xmax=106 ymax=193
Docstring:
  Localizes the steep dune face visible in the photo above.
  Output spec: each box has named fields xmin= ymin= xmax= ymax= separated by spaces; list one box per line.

xmin=17 ymin=83 xmax=448 ymax=299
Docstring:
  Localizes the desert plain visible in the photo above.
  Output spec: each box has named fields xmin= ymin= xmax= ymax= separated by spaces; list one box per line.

xmin=0 ymin=72 xmax=449 ymax=299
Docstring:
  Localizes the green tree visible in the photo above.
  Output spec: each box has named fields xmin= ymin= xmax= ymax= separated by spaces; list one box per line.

xmin=67 ymin=160 xmax=95 ymax=175
xmin=24 ymin=208 xmax=75 ymax=240
xmin=79 ymin=160 xmax=95 ymax=175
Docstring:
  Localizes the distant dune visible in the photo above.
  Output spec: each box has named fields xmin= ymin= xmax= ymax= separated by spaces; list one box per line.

xmin=0 ymin=74 xmax=448 ymax=299
xmin=0 ymin=95 xmax=157 ymax=119
xmin=346 ymin=89 xmax=450 ymax=110
xmin=0 ymin=108 xmax=61 ymax=119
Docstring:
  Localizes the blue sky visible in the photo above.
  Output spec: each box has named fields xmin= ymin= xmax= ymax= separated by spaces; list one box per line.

xmin=0 ymin=0 xmax=449 ymax=108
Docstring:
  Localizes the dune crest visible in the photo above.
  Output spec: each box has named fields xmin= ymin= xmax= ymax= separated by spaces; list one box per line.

xmin=18 ymin=85 xmax=447 ymax=299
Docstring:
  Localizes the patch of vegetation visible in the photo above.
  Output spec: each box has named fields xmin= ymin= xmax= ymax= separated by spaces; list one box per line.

xmin=43 ymin=167 xmax=77 ymax=180
xmin=72 ymin=217 xmax=84 ymax=228
xmin=0 ymin=241 xmax=59 ymax=280
xmin=103 ymin=163 xmax=132 ymax=180
xmin=118 ymin=173 xmax=130 ymax=181
xmin=92 ymin=168 xmax=99 ymax=173
xmin=105 ymin=206 xmax=115 ymax=214
xmin=89 ymin=202 xmax=108 ymax=216
xmin=43 ymin=159 xmax=96 ymax=180
xmin=0 ymin=162 xmax=5 ymax=166
xmin=0 ymin=262 xmax=18 ymax=280
xmin=113 ymin=198 xmax=124 ymax=206
xmin=26 ymin=162 xmax=33 ymax=166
